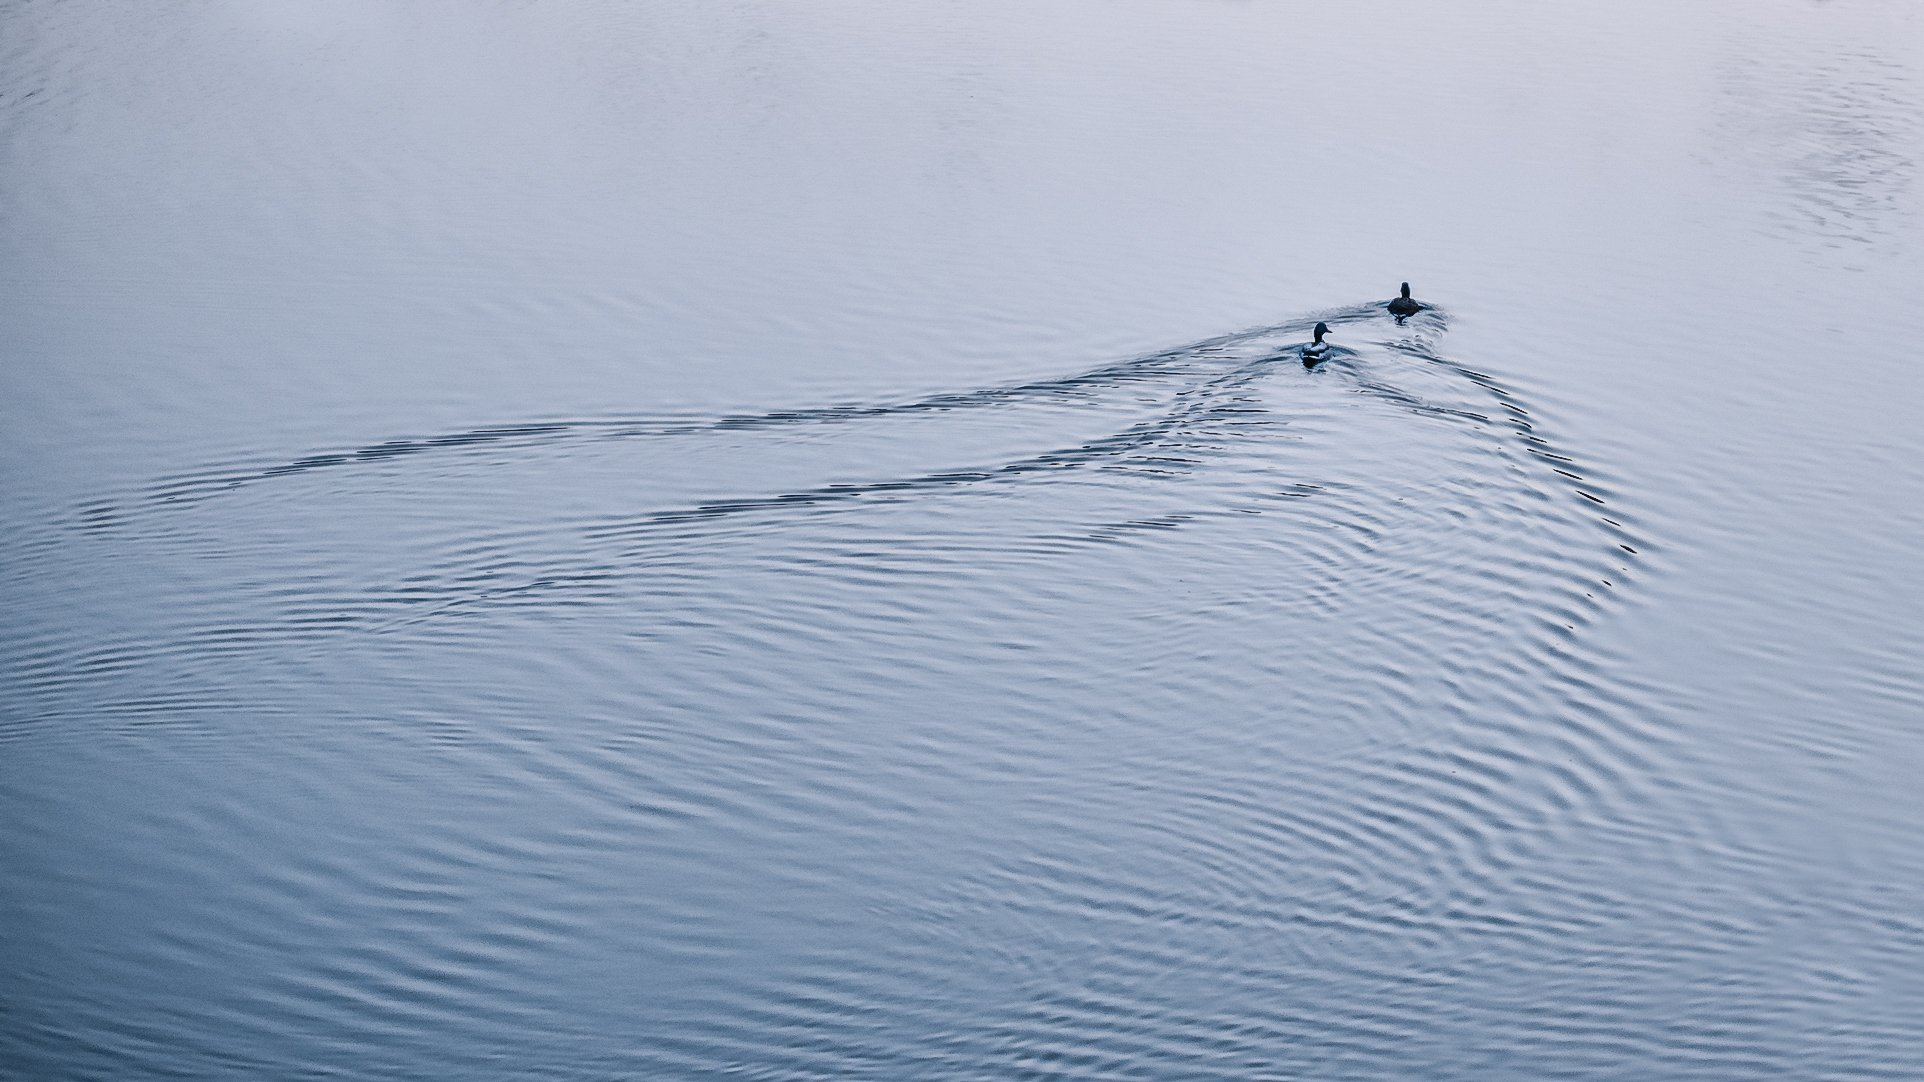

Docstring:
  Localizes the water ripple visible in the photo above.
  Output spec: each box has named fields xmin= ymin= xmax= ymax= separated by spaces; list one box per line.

xmin=1 ymin=299 xmax=1709 ymax=1079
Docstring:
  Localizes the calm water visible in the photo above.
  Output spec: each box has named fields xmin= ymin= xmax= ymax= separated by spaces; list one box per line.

xmin=5 ymin=3 xmax=1923 ymax=1078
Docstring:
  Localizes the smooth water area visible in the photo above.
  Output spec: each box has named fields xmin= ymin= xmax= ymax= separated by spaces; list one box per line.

xmin=4 ymin=3 xmax=1923 ymax=1078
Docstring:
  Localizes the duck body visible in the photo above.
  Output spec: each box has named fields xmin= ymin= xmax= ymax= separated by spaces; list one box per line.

xmin=1301 ymin=321 xmax=1333 ymax=366
xmin=1387 ymin=282 xmax=1422 ymax=317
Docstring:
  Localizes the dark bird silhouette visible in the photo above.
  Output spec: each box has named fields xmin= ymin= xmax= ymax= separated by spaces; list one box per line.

xmin=1301 ymin=321 xmax=1332 ymax=366
xmin=1388 ymin=282 xmax=1422 ymax=318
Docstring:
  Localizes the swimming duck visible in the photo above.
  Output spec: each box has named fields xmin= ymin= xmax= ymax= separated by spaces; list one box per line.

xmin=1301 ymin=321 xmax=1333 ymax=365
xmin=1388 ymin=282 xmax=1421 ymax=318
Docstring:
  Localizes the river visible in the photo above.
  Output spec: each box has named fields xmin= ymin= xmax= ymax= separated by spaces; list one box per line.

xmin=4 ymin=3 xmax=1922 ymax=1078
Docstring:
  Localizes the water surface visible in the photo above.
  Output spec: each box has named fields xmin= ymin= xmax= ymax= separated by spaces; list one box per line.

xmin=4 ymin=2 xmax=1923 ymax=1079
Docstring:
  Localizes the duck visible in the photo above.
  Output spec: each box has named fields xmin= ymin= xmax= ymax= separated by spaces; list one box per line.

xmin=1301 ymin=321 xmax=1333 ymax=365
xmin=1387 ymin=282 xmax=1422 ymax=318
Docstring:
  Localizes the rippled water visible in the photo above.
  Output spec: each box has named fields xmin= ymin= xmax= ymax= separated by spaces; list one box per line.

xmin=5 ymin=3 xmax=1923 ymax=1079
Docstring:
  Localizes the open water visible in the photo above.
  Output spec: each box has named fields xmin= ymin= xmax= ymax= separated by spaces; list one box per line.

xmin=4 ymin=3 xmax=1923 ymax=1079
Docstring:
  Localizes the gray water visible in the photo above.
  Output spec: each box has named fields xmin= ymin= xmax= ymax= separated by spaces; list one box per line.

xmin=4 ymin=3 xmax=1923 ymax=1079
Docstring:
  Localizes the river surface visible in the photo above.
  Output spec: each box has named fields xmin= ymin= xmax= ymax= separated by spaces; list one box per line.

xmin=4 ymin=3 xmax=1923 ymax=1079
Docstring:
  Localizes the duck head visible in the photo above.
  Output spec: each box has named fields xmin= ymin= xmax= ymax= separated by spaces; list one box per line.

xmin=1313 ymin=321 xmax=1330 ymax=343
xmin=1399 ymin=283 xmax=1412 ymax=300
